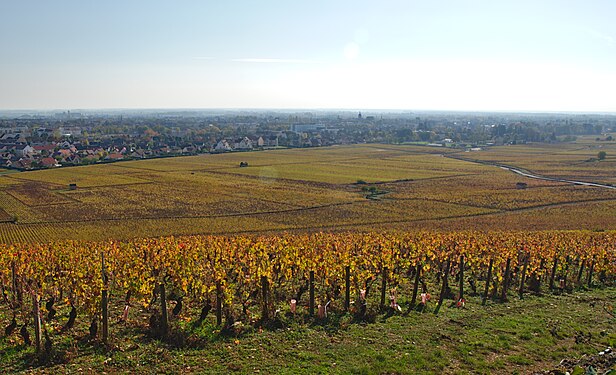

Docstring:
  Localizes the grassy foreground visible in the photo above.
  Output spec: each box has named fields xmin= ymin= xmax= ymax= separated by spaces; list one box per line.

xmin=1 ymin=288 xmax=614 ymax=374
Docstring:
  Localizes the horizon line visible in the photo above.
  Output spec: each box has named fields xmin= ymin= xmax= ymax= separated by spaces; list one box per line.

xmin=1 ymin=107 xmax=616 ymax=116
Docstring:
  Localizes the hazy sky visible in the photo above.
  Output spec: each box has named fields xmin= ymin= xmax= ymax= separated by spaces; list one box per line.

xmin=1 ymin=0 xmax=615 ymax=112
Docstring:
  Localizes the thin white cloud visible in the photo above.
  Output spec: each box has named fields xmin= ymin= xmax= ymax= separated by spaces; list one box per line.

xmin=586 ymin=29 xmax=615 ymax=47
xmin=231 ymin=58 xmax=319 ymax=64
xmin=266 ymin=58 xmax=616 ymax=112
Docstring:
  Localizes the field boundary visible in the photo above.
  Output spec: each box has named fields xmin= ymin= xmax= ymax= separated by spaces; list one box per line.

xmin=6 ymin=201 xmax=358 ymax=226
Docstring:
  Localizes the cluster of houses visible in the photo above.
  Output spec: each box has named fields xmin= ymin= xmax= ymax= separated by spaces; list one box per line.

xmin=213 ymin=136 xmax=279 ymax=152
xmin=0 ymin=141 xmax=123 ymax=170
xmin=212 ymin=133 xmax=325 ymax=152
xmin=0 ymin=140 xmax=217 ymax=170
xmin=0 ymin=118 xmax=338 ymax=171
xmin=0 ymin=134 xmax=284 ymax=170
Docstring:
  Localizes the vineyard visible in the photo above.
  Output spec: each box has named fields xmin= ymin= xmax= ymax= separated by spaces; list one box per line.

xmin=1 ymin=143 xmax=616 ymax=243
xmin=1 ymin=142 xmax=616 ymax=372
xmin=1 ymin=231 xmax=614 ymax=366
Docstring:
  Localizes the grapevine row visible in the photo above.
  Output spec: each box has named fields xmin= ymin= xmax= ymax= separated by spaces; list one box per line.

xmin=0 ymin=230 xmax=614 ymax=351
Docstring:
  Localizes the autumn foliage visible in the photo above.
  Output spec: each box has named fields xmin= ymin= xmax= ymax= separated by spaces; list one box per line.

xmin=1 ymin=231 xmax=614 ymax=327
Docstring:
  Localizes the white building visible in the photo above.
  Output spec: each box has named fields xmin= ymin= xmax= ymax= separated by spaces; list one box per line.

xmin=14 ymin=145 xmax=36 ymax=157
xmin=214 ymin=139 xmax=232 ymax=151
xmin=235 ymin=137 xmax=253 ymax=150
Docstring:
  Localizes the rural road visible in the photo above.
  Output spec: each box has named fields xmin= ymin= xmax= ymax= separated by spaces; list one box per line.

xmin=446 ymin=154 xmax=616 ymax=190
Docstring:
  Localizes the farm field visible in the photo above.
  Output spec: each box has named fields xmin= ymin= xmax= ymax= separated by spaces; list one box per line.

xmin=465 ymin=136 xmax=616 ymax=185
xmin=0 ymin=142 xmax=616 ymax=243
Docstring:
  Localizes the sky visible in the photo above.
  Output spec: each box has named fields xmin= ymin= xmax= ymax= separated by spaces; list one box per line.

xmin=1 ymin=0 xmax=616 ymax=112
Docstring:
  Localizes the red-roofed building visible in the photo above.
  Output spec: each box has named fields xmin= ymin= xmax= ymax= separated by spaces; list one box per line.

xmin=107 ymin=153 xmax=123 ymax=160
xmin=55 ymin=149 xmax=72 ymax=158
xmin=40 ymin=157 xmax=58 ymax=167
xmin=33 ymin=144 xmax=56 ymax=153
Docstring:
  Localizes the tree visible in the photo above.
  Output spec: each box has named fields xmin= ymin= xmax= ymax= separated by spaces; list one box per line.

xmin=598 ymin=151 xmax=607 ymax=160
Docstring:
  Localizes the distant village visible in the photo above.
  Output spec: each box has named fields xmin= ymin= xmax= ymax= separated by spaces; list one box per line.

xmin=0 ymin=110 xmax=613 ymax=170
xmin=1 ymin=129 xmax=283 ymax=170
xmin=0 ymin=113 xmax=339 ymax=170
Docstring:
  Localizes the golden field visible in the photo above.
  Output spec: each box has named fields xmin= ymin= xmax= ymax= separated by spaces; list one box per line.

xmin=0 ymin=142 xmax=615 ymax=243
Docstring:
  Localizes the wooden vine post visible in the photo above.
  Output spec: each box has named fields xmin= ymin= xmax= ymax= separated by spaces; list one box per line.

xmin=458 ymin=255 xmax=464 ymax=301
xmin=434 ymin=259 xmax=450 ymax=315
xmin=344 ymin=266 xmax=350 ymax=312
xmin=159 ymin=282 xmax=168 ymax=338
xmin=576 ymin=259 xmax=585 ymax=287
xmin=519 ymin=254 xmax=528 ymax=299
xmin=587 ymin=256 xmax=595 ymax=288
xmin=309 ymin=270 xmax=315 ymax=317
xmin=562 ymin=255 xmax=571 ymax=291
xmin=380 ymin=267 xmax=388 ymax=311
xmin=410 ymin=261 xmax=422 ymax=309
xmin=101 ymin=252 xmax=109 ymax=344
xmin=32 ymin=293 xmax=42 ymax=353
xmin=215 ymin=280 xmax=222 ymax=326
xmin=101 ymin=290 xmax=108 ymax=343
xmin=549 ymin=256 xmax=558 ymax=290
xmin=501 ymin=258 xmax=511 ymax=302
xmin=12 ymin=261 xmax=24 ymax=306
xmin=11 ymin=261 xmax=18 ymax=306
xmin=261 ymin=276 xmax=269 ymax=321
xmin=482 ymin=258 xmax=493 ymax=306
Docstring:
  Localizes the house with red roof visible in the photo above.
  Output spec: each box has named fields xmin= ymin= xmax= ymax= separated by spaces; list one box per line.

xmin=40 ymin=157 xmax=58 ymax=168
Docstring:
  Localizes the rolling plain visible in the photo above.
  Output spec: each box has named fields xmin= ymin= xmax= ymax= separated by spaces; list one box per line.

xmin=0 ymin=139 xmax=615 ymax=243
